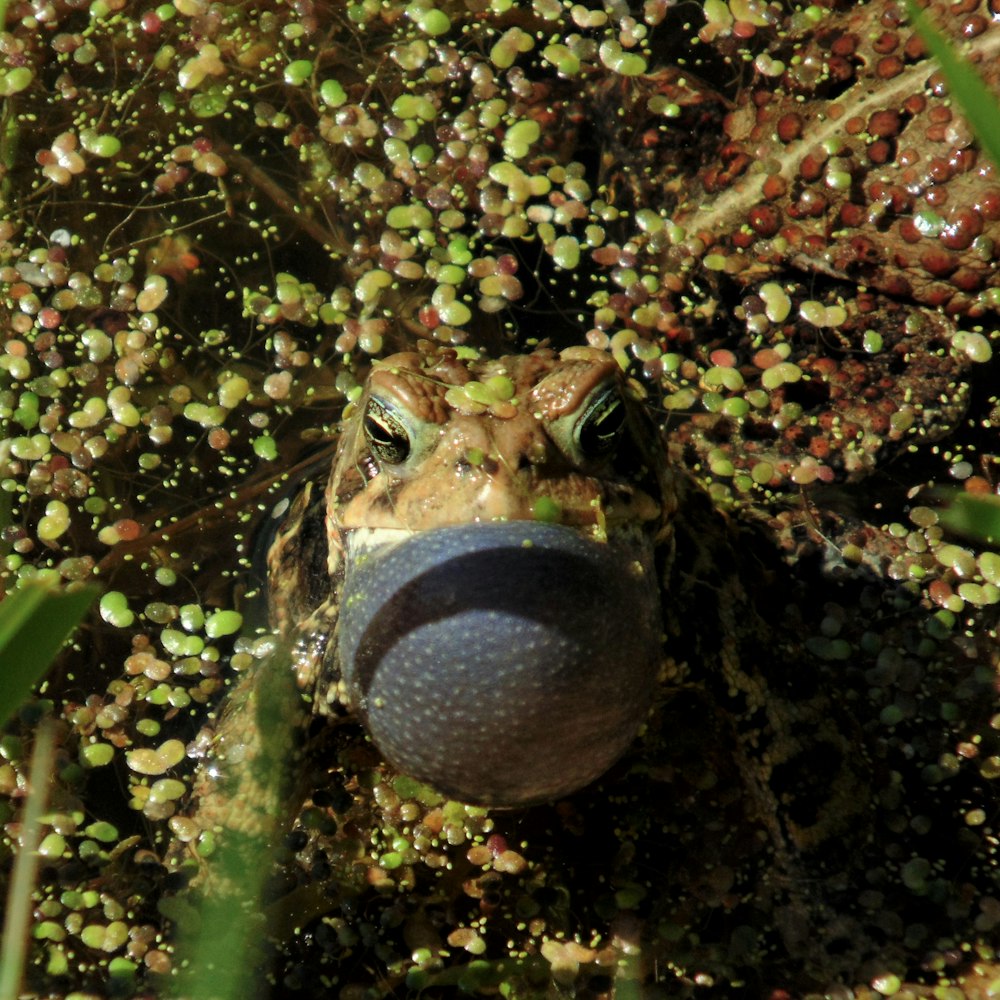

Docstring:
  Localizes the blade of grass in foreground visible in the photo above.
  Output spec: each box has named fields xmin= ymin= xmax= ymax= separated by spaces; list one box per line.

xmin=0 ymin=584 xmax=98 ymax=728
xmin=167 ymin=642 xmax=307 ymax=1000
xmin=905 ymin=0 xmax=1000 ymax=171
xmin=0 ymin=718 xmax=57 ymax=999
xmin=936 ymin=491 xmax=1000 ymax=545
xmin=0 ymin=584 xmax=96 ymax=992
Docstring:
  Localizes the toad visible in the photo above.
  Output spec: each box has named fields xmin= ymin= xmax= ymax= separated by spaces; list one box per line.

xmin=263 ymin=344 xmax=676 ymax=806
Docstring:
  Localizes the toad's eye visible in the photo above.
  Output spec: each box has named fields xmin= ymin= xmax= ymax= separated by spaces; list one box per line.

xmin=575 ymin=383 xmax=626 ymax=459
xmin=364 ymin=397 xmax=410 ymax=464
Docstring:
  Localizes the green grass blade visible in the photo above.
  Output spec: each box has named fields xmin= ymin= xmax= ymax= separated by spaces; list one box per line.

xmin=0 ymin=584 xmax=98 ymax=727
xmin=167 ymin=643 xmax=305 ymax=1000
xmin=905 ymin=0 xmax=1000 ymax=171
xmin=0 ymin=718 xmax=57 ymax=998
xmin=936 ymin=491 xmax=1000 ymax=545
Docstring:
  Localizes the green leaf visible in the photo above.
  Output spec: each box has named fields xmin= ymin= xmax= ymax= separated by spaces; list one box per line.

xmin=936 ymin=491 xmax=1000 ymax=545
xmin=0 ymin=584 xmax=98 ymax=727
xmin=0 ymin=718 xmax=57 ymax=999
xmin=905 ymin=0 xmax=1000 ymax=171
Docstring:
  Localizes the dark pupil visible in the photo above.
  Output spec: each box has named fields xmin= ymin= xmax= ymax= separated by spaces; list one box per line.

xmin=364 ymin=398 xmax=410 ymax=464
xmin=577 ymin=387 xmax=626 ymax=458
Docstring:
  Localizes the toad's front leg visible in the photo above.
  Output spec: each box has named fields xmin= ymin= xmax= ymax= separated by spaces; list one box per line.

xmin=165 ymin=475 xmax=342 ymax=892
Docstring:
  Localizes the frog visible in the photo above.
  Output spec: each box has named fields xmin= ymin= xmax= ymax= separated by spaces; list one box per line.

xmin=187 ymin=343 xmax=682 ymax=819
xmin=190 ymin=340 xmax=859 ymax=832
xmin=263 ymin=344 xmax=675 ymax=807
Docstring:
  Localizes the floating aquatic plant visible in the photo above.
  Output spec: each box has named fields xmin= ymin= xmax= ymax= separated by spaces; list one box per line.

xmin=0 ymin=0 xmax=999 ymax=996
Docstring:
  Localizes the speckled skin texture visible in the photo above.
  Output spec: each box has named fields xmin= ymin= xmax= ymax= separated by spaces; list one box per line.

xmin=339 ymin=521 xmax=662 ymax=804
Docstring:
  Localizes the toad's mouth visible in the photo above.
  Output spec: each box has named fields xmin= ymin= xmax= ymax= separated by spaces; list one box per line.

xmin=338 ymin=521 xmax=662 ymax=806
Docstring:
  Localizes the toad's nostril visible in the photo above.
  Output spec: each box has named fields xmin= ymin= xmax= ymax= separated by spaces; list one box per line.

xmin=338 ymin=521 xmax=662 ymax=806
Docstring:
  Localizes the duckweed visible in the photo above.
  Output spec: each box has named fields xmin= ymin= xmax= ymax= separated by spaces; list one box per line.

xmin=98 ymin=593 xmax=134 ymax=629
xmin=2 ymin=0 xmax=999 ymax=996
xmin=125 ymin=740 xmax=186 ymax=777
xmin=205 ymin=610 xmax=243 ymax=639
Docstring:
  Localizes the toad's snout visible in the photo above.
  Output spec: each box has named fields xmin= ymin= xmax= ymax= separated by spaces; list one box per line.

xmin=338 ymin=522 xmax=662 ymax=806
